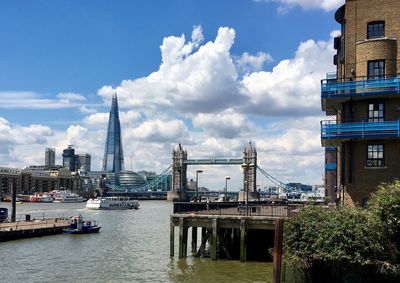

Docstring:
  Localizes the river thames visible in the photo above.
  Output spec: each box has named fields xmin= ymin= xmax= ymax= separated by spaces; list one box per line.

xmin=0 ymin=201 xmax=273 ymax=282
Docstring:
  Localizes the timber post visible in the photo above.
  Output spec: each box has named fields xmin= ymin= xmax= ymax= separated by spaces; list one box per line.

xmin=170 ymin=217 xmax=175 ymax=257
xmin=273 ymin=218 xmax=284 ymax=283
xmin=191 ymin=227 xmax=198 ymax=253
xmin=240 ymin=219 xmax=247 ymax=262
xmin=178 ymin=217 xmax=188 ymax=258
xmin=211 ymin=218 xmax=218 ymax=260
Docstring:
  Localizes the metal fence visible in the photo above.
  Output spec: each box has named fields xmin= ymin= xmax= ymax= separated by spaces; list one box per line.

xmin=173 ymin=202 xmax=303 ymax=218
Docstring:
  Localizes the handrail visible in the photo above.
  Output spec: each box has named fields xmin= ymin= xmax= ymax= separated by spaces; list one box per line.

xmin=321 ymin=120 xmax=400 ymax=139
xmin=321 ymin=75 xmax=400 ymax=98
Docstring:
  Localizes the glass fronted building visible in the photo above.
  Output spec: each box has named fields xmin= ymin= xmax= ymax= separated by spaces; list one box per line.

xmin=102 ymin=94 xmax=125 ymax=179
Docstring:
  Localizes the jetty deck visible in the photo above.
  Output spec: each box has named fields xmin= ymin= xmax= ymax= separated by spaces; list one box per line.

xmin=0 ymin=218 xmax=69 ymax=241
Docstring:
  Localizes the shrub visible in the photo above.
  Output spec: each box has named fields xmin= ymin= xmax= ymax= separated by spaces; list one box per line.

xmin=368 ymin=180 xmax=400 ymax=263
xmin=283 ymin=205 xmax=385 ymax=268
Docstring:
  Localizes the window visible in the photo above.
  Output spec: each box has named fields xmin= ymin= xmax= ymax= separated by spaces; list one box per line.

xmin=368 ymin=102 xmax=384 ymax=122
xmin=367 ymin=21 xmax=385 ymax=39
xmin=368 ymin=60 xmax=385 ymax=79
xmin=367 ymin=144 xmax=384 ymax=167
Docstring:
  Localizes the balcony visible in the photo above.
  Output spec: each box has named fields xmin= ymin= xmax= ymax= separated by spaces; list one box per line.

xmin=321 ymin=120 xmax=400 ymax=143
xmin=321 ymin=75 xmax=400 ymax=113
xmin=322 ymin=76 xmax=400 ymax=98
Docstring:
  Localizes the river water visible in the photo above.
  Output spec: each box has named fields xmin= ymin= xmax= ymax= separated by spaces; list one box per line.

xmin=0 ymin=201 xmax=273 ymax=282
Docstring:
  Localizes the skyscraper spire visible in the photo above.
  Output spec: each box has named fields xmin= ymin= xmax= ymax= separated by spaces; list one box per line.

xmin=102 ymin=93 xmax=124 ymax=174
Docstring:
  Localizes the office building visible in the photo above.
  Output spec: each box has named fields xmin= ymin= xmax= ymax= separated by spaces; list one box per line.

xmin=45 ymin=148 xmax=55 ymax=167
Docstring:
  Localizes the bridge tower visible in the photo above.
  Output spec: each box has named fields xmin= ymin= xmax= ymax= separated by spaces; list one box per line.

xmin=167 ymin=143 xmax=188 ymax=201
xmin=239 ymin=142 xmax=259 ymax=201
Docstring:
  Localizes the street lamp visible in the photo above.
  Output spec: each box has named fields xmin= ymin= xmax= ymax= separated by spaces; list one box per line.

xmin=225 ymin=176 xmax=230 ymax=202
xmin=195 ymin=169 xmax=203 ymax=202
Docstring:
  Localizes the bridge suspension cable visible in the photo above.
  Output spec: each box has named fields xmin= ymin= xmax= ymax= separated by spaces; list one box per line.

xmin=136 ymin=165 xmax=172 ymax=192
xmin=257 ymin=165 xmax=287 ymax=189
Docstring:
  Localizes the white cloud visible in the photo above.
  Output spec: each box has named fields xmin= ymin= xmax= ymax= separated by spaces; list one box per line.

xmin=235 ymin=52 xmax=273 ymax=74
xmin=57 ymin=92 xmax=86 ymax=102
xmin=98 ymin=26 xmax=243 ymax=114
xmin=0 ymin=91 xmax=87 ymax=109
xmin=83 ymin=111 xmax=141 ymax=127
xmin=126 ymin=117 xmax=189 ymax=143
xmin=99 ymin=26 xmax=335 ymax=118
xmin=254 ymin=0 xmax=344 ymax=12
xmin=192 ymin=109 xmax=256 ymax=139
xmin=240 ymin=36 xmax=335 ymax=116
xmin=1 ymin=26 xmax=336 ymax=188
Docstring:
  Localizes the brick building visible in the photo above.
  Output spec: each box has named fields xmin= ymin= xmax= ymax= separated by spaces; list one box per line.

xmin=321 ymin=0 xmax=400 ymax=206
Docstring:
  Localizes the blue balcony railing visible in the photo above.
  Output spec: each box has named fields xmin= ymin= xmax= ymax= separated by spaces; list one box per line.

xmin=321 ymin=76 xmax=400 ymax=98
xmin=325 ymin=163 xmax=337 ymax=171
xmin=321 ymin=120 xmax=400 ymax=139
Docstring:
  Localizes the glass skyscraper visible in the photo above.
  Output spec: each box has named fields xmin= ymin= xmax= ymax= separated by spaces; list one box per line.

xmin=102 ymin=94 xmax=124 ymax=175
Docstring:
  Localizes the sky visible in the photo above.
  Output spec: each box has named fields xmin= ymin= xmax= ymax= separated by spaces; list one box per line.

xmin=0 ymin=0 xmax=345 ymax=191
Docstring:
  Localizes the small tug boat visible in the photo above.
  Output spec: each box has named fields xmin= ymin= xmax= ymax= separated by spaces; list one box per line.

xmin=63 ymin=215 xmax=101 ymax=234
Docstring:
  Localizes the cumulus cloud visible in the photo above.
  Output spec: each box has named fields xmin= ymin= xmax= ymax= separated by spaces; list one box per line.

xmin=235 ymin=52 xmax=273 ymax=74
xmin=254 ymin=0 xmax=344 ymax=12
xmin=98 ymin=26 xmax=244 ymax=114
xmin=1 ymin=26 xmax=335 ymax=188
xmin=192 ymin=109 xmax=256 ymax=139
xmin=83 ymin=111 xmax=141 ymax=127
xmin=99 ymin=26 xmax=335 ymax=118
xmin=126 ymin=118 xmax=189 ymax=143
xmin=240 ymin=36 xmax=335 ymax=116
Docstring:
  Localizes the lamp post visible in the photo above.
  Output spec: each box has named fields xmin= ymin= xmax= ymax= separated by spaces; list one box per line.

xmin=225 ymin=176 xmax=230 ymax=201
xmin=195 ymin=169 xmax=203 ymax=202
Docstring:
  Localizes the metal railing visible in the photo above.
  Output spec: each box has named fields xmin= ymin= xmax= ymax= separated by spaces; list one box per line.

xmin=173 ymin=202 xmax=303 ymax=218
xmin=321 ymin=75 xmax=400 ymax=98
xmin=0 ymin=217 xmax=69 ymax=232
xmin=321 ymin=120 xmax=400 ymax=139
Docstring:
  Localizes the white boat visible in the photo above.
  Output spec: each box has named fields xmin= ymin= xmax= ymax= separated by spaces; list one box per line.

xmin=30 ymin=193 xmax=54 ymax=203
xmin=53 ymin=191 xmax=85 ymax=203
xmin=86 ymin=197 xmax=139 ymax=210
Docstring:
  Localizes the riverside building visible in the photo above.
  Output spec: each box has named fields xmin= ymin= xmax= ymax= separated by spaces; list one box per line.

xmin=321 ymin=0 xmax=400 ymax=206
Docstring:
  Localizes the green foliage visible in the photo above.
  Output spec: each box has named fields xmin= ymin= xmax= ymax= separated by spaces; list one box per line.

xmin=283 ymin=205 xmax=385 ymax=267
xmin=368 ymin=180 xmax=400 ymax=262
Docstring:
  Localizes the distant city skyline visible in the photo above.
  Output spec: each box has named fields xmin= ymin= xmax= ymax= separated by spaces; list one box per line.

xmin=0 ymin=0 xmax=344 ymax=190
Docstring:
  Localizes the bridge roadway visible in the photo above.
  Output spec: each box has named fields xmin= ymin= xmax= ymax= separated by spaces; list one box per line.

xmin=183 ymin=158 xmax=243 ymax=165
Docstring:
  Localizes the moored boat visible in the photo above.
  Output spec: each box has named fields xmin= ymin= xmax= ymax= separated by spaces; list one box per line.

xmin=63 ymin=215 xmax=101 ymax=234
xmin=86 ymin=197 xmax=139 ymax=210
xmin=53 ymin=190 xmax=85 ymax=203
xmin=30 ymin=193 xmax=54 ymax=203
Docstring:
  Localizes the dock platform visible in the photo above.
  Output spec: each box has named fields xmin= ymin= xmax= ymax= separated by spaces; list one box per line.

xmin=0 ymin=218 xmax=70 ymax=242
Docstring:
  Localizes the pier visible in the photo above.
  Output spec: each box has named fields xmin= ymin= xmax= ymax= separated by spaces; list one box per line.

xmin=0 ymin=218 xmax=69 ymax=242
xmin=170 ymin=202 xmax=302 ymax=283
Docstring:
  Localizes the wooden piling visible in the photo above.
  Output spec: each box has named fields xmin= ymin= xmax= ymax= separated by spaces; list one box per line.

xmin=11 ymin=182 xmax=16 ymax=222
xmin=196 ymin=227 xmax=208 ymax=257
xmin=170 ymin=217 xmax=175 ymax=257
xmin=273 ymin=218 xmax=284 ymax=283
xmin=191 ymin=226 xmax=197 ymax=253
xmin=211 ymin=218 xmax=218 ymax=260
xmin=178 ymin=217 xmax=188 ymax=258
xmin=240 ymin=219 xmax=247 ymax=262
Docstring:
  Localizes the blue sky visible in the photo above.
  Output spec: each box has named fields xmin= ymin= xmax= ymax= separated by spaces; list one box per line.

xmin=0 ymin=0 xmax=344 ymax=190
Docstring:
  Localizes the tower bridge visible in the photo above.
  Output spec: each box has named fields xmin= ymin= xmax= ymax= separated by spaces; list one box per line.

xmin=167 ymin=142 xmax=259 ymax=202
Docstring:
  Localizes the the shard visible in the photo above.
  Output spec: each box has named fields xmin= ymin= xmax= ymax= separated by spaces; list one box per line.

xmin=102 ymin=93 xmax=124 ymax=175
